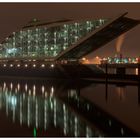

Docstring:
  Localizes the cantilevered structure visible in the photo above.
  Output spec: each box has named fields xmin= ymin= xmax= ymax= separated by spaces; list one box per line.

xmin=56 ymin=12 xmax=140 ymax=60
xmin=0 ymin=12 xmax=139 ymax=78
xmin=0 ymin=12 xmax=139 ymax=62
xmin=0 ymin=17 xmax=108 ymax=60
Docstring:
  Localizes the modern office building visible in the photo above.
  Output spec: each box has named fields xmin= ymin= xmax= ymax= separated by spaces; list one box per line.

xmin=0 ymin=12 xmax=139 ymax=78
xmin=0 ymin=12 xmax=139 ymax=61
xmin=0 ymin=18 xmax=107 ymax=60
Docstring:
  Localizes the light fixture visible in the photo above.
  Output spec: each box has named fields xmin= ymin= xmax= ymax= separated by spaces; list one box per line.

xmin=50 ymin=64 xmax=54 ymax=68
xmin=33 ymin=64 xmax=36 ymax=67
xmin=10 ymin=64 xmax=13 ymax=67
xmin=41 ymin=64 xmax=45 ymax=68
xmin=25 ymin=64 xmax=28 ymax=67
xmin=17 ymin=64 xmax=20 ymax=67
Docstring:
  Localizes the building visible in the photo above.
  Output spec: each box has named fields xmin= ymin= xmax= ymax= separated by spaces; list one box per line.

xmin=0 ymin=12 xmax=139 ymax=78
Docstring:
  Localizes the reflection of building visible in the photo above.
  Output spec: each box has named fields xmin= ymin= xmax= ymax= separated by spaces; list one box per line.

xmin=0 ymin=81 xmax=101 ymax=137
xmin=0 ymin=79 xmax=138 ymax=137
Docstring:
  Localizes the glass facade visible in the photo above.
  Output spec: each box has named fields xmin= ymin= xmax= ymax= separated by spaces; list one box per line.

xmin=0 ymin=19 xmax=107 ymax=59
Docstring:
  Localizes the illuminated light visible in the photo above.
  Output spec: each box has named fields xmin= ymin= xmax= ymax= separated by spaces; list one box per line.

xmin=3 ymin=82 xmax=6 ymax=90
xmin=10 ymin=83 xmax=13 ymax=90
xmin=10 ymin=64 xmax=13 ymax=67
xmin=50 ymin=101 xmax=53 ymax=110
xmin=86 ymin=127 xmax=91 ymax=137
xmin=96 ymin=56 xmax=99 ymax=59
xmin=8 ymin=96 xmax=17 ymax=107
xmin=54 ymin=32 xmax=57 ymax=36
xmin=17 ymin=83 xmax=20 ymax=91
xmin=109 ymin=120 xmax=112 ymax=126
xmin=54 ymin=99 xmax=57 ymax=127
xmin=33 ymin=59 xmax=36 ymax=62
xmin=15 ymin=88 xmax=17 ymax=93
xmin=64 ymin=30 xmax=67 ymax=34
xmin=74 ymin=117 xmax=78 ymax=137
xmin=51 ymin=86 xmax=54 ymax=93
xmin=3 ymin=64 xmax=6 ymax=67
xmin=33 ymin=64 xmax=36 ymax=67
xmin=27 ymin=96 xmax=30 ymax=127
xmin=28 ymin=89 xmax=31 ymax=95
xmin=121 ymin=128 xmax=124 ymax=135
xmin=35 ymin=99 xmax=38 ymax=128
xmin=63 ymin=104 xmax=66 ymax=111
xmin=36 ymin=28 xmax=39 ymax=31
xmin=25 ymin=64 xmax=28 ymax=67
xmin=33 ymin=85 xmax=36 ymax=90
xmin=33 ymin=128 xmax=37 ymax=137
xmin=41 ymin=86 xmax=45 ymax=93
xmin=87 ymin=104 xmax=90 ymax=110
xmin=7 ymin=48 xmax=17 ymax=54
xmin=45 ymin=92 xmax=48 ymax=98
xmin=17 ymin=64 xmax=20 ymax=67
xmin=50 ymin=64 xmax=54 ymax=68
xmin=41 ymin=64 xmax=45 ymax=68
xmin=50 ymin=86 xmax=54 ymax=97
xmin=33 ymin=85 xmax=36 ymax=96
xmin=20 ymin=97 xmax=23 ymax=125
xmin=23 ymin=93 xmax=26 ymax=100
xmin=136 ymin=68 xmax=138 ymax=75
xmin=25 ymin=84 xmax=28 ymax=92
xmin=44 ymin=100 xmax=47 ymax=130
xmin=82 ymin=57 xmax=86 ymax=61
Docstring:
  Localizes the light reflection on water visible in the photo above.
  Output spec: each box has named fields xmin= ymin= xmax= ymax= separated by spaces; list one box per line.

xmin=116 ymin=86 xmax=126 ymax=100
xmin=0 ymin=79 xmax=102 ymax=137
xmin=0 ymin=78 xmax=139 ymax=137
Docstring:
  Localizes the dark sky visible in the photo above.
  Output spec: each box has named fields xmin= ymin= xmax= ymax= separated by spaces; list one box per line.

xmin=0 ymin=3 xmax=140 ymax=58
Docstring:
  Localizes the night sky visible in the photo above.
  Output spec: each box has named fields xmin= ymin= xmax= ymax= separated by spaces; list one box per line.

xmin=0 ymin=3 xmax=140 ymax=59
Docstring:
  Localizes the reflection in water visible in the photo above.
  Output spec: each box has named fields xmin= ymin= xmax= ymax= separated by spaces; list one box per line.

xmin=136 ymin=68 xmax=138 ymax=75
xmin=116 ymin=86 xmax=126 ymax=100
xmin=65 ymin=85 xmax=139 ymax=137
xmin=138 ymin=84 xmax=140 ymax=105
xmin=0 ymin=79 xmax=139 ymax=137
xmin=0 ymin=80 xmax=101 ymax=137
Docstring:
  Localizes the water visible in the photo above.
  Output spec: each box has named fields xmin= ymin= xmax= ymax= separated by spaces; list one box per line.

xmin=102 ymin=67 xmax=138 ymax=75
xmin=0 ymin=77 xmax=139 ymax=137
